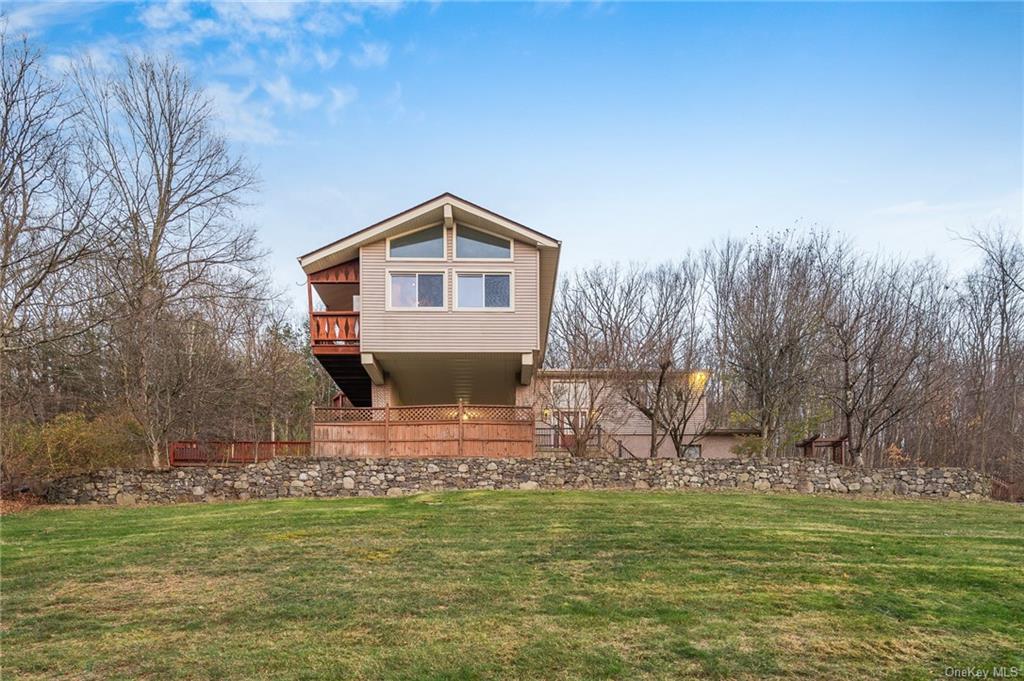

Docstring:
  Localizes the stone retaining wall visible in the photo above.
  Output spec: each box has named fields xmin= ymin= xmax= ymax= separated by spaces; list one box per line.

xmin=46 ymin=457 xmax=990 ymax=505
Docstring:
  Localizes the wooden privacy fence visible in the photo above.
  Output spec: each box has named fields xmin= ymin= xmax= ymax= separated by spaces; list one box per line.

xmin=169 ymin=440 xmax=310 ymax=466
xmin=313 ymin=404 xmax=535 ymax=458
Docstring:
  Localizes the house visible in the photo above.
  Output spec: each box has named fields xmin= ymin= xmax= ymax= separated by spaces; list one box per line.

xmin=299 ymin=193 xmax=746 ymax=459
xmin=298 ymin=193 xmax=559 ymax=457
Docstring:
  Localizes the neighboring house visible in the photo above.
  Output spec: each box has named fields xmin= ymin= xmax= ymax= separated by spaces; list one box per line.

xmin=298 ymin=193 xmax=745 ymax=459
xmin=526 ymin=370 xmax=753 ymax=459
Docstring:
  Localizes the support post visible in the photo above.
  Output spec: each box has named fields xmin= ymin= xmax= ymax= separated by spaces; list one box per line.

xmin=384 ymin=404 xmax=391 ymax=457
xmin=310 ymin=404 xmax=316 ymax=458
xmin=307 ymin=275 xmax=314 ymax=348
xmin=458 ymin=401 xmax=464 ymax=457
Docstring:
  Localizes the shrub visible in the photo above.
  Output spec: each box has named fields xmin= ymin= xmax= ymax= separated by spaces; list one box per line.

xmin=2 ymin=413 xmax=143 ymax=488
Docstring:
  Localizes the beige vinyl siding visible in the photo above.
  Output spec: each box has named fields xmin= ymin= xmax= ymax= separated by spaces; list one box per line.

xmin=360 ymin=227 xmax=540 ymax=353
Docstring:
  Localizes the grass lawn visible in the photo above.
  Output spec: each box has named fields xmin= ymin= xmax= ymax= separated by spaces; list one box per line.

xmin=2 ymin=492 xmax=1022 ymax=680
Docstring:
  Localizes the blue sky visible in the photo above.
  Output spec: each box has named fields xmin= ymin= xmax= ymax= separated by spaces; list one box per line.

xmin=7 ymin=1 xmax=1023 ymax=312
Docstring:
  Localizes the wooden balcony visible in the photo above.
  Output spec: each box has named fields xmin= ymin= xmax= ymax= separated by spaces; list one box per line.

xmin=311 ymin=310 xmax=360 ymax=355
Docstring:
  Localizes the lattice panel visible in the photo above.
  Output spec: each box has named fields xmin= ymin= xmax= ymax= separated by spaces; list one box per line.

xmin=462 ymin=406 xmax=534 ymax=422
xmin=315 ymin=407 xmax=385 ymax=423
xmin=390 ymin=406 xmax=461 ymax=422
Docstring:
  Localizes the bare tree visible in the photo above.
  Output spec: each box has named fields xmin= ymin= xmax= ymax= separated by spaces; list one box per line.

xmin=708 ymin=233 xmax=831 ymax=457
xmin=821 ymin=257 xmax=951 ymax=466
xmin=0 ymin=32 xmax=112 ymax=470
xmin=0 ymin=31 xmax=109 ymax=356
xmin=619 ymin=258 xmax=711 ymax=457
xmin=72 ymin=54 xmax=263 ymax=468
xmin=545 ymin=265 xmax=643 ymax=456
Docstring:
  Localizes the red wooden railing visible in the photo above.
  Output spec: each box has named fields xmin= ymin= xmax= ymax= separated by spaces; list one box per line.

xmin=169 ymin=441 xmax=310 ymax=466
xmin=311 ymin=311 xmax=359 ymax=346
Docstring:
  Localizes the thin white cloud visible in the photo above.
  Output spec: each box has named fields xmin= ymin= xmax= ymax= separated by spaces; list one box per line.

xmin=139 ymin=1 xmax=190 ymax=30
xmin=384 ymin=81 xmax=405 ymax=117
xmin=875 ymin=200 xmax=974 ymax=217
xmin=47 ymin=38 xmax=125 ymax=76
xmin=349 ymin=41 xmax=390 ymax=69
xmin=875 ymin=192 xmax=1023 ymax=223
xmin=314 ymin=46 xmax=341 ymax=70
xmin=206 ymin=81 xmax=279 ymax=144
xmin=328 ymin=84 xmax=358 ymax=121
xmin=239 ymin=2 xmax=296 ymax=22
xmin=2 ymin=2 xmax=101 ymax=33
xmin=263 ymin=75 xmax=321 ymax=111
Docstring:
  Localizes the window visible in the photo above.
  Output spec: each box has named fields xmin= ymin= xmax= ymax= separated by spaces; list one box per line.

xmin=683 ymin=445 xmax=702 ymax=460
xmin=550 ymin=380 xmax=589 ymax=409
xmin=455 ymin=224 xmax=512 ymax=260
xmin=389 ymin=272 xmax=444 ymax=309
xmin=456 ymin=273 xmax=511 ymax=309
xmin=388 ymin=225 xmax=445 ymax=259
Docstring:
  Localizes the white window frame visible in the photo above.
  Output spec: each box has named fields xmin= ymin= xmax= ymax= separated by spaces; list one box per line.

xmin=453 ymin=271 xmax=515 ymax=312
xmin=385 ymin=268 xmax=447 ymax=311
xmin=385 ymin=223 xmax=447 ymax=262
xmin=453 ymin=222 xmax=514 ymax=262
xmin=549 ymin=380 xmax=590 ymax=409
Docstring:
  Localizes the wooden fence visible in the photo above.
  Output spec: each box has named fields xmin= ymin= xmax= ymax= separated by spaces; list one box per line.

xmin=313 ymin=404 xmax=535 ymax=458
xmin=169 ymin=441 xmax=310 ymax=466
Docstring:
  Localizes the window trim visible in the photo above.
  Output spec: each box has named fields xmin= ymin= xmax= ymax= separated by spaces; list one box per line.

xmin=385 ymin=222 xmax=447 ymax=262
xmin=385 ymin=268 xmax=448 ymax=311
xmin=549 ymin=380 xmax=590 ymax=410
xmin=453 ymin=222 xmax=514 ymax=262
xmin=453 ymin=271 xmax=515 ymax=312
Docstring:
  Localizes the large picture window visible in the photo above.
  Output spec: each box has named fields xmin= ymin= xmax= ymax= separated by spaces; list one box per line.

xmin=455 ymin=224 xmax=512 ymax=260
xmin=389 ymin=272 xmax=445 ymax=309
xmin=456 ymin=273 xmax=511 ymax=309
xmin=388 ymin=225 xmax=445 ymax=259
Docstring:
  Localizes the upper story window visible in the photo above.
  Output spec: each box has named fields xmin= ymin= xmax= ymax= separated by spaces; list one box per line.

xmin=388 ymin=271 xmax=445 ymax=310
xmin=388 ymin=225 xmax=445 ymax=259
xmin=455 ymin=224 xmax=512 ymax=260
xmin=550 ymin=380 xmax=590 ymax=409
xmin=456 ymin=273 xmax=512 ymax=310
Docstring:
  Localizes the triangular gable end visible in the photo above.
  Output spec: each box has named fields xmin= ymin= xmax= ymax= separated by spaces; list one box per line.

xmin=298 ymin=192 xmax=559 ymax=275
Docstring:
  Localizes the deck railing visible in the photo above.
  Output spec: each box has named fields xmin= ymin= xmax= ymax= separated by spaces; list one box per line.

xmin=314 ymin=404 xmax=533 ymax=423
xmin=313 ymin=404 xmax=535 ymax=458
xmin=169 ymin=440 xmax=310 ymax=466
xmin=311 ymin=311 xmax=359 ymax=347
xmin=534 ymin=423 xmax=637 ymax=459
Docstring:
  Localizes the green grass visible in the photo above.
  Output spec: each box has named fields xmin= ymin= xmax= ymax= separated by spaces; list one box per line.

xmin=2 ymin=492 xmax=1022 ymax=680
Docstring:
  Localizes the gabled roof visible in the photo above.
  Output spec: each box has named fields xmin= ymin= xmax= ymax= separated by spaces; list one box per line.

xmin=298 ymin=192 xmax=559 ymax=272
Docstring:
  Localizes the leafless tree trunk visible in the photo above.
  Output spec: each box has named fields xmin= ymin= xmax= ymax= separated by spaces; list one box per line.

xmin=708 ymin=233 xmax=832 ymax=457
xmin=72 ymin=54 xmax=262 ymax=468
xmin=618 ymin=259 xmax=712 ymax=457
xmin=821 ymin=256 xmax=951 ymax=466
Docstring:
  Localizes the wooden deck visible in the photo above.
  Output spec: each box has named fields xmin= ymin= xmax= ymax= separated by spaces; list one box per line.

xmin=313 ymin=404 xmax=535 ymax=458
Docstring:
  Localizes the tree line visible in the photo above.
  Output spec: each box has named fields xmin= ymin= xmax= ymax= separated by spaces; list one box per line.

xmin=3 ymin=34 xmax=1020 ymax=487
xmin=548 ymin=228 xmax=1023 ymax=483
xmin=1 ymin=34 xmax=333 ymax=485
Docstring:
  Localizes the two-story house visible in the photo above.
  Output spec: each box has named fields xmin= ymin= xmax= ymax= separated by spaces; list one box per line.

xmin=299 ymin=192 xmax=561 ymax=409
xmin=298 ymin=193 xmax=561 ymax=458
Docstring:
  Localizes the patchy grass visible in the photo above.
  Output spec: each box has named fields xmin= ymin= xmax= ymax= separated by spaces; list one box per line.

xmin=2 ymin=491 xmax=1021 ymax=680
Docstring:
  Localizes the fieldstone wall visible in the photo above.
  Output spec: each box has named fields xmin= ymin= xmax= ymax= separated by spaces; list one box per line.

xmin=46 ymin=456 xmax=991 ymax=505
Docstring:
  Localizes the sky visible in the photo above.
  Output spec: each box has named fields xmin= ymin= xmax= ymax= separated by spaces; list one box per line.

xmin=6 ymin=1 xmax=1023 ymax=313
